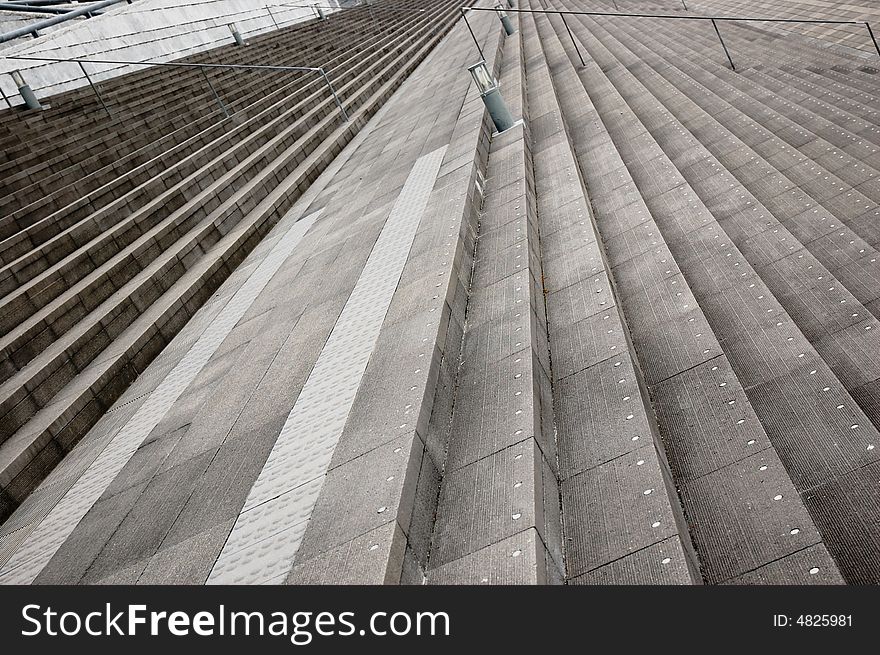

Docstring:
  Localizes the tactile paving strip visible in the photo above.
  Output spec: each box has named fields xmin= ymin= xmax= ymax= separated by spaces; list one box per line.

xmin=207 ymin=145 xmax=448 ymax=584
xmin=0 ymin=210 xmax=321 ymax=585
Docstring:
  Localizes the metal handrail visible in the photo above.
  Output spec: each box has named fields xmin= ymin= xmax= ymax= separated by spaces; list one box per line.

xmin=461 ymin=6 xmax=880 ymax=71
xmin=5 ymin=54 xmax=349 ymax=121
xmin=0 ymin=0 xmax=135 ymax=43
xmin=0 ymin=3 xmax=89 ymax=16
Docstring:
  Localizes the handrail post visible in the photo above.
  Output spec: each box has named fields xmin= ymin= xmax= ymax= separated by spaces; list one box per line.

xmin=866 ymin=22 xmax=880 ymax=59
xmin=711 ymin=18 xmax=736 ymax=71
xmin=681 ymin=1 xmax=688 ymax=10
xmin=461 ymin=7 xmax=485 ymax=61
xmin=560 ymin=13 xmax=585 ymax=67
xmin=201 ymin=67 xmax=230 ymax=118
xmin=364 ymin=0 xmax=376 ymax=27
xmin=78 ymin=60 xmax=112 ymax=118
xmin=267 ymin=5 xmax=279 ymax=30
xmin=0 ymin=85 xmax=12 ymax=110
xmin=612 ymin=0 xmax=619 ymax=12
xmin=319 ymin=68 xmax=348 ymax=122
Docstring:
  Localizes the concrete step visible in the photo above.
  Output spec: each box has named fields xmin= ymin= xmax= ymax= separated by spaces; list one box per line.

xmin=522 ymin=8 xmax=699 ymax=585
xmin=0 ymin=5 xmax=449 ymax=242
xmin=0 ymin=10 xmax=352 ymax=141
xmin=0 ymin=6 xmax=447 ymax=367
xmin=722 ymin=17 xmax=880 ymax=68
xmin=748 ymin=64 xmax=880 ymax=125
xmin=288 ymin=13 xmax=504 ymax=587
xmin=535 ymin=0 xmax=850 ymax=584
xmin=1 ymin=0 xmax=878 ymax=588
xmin=0 ymin=6 xmax=400 ymax=191
xmin=805 ymin=65 xmax=880 ymax=101
xmin=591 ymin=12 xmax=880 ymax=392
xmin=0 ymin=7 xmax=498 ymax=585
xmin=425 ymin=19 xmax=563 ymax=585
xmin=0 ymin=41 xmax=372 ymax=246
xmin=644 ymin=18 xmax=880 ymax=166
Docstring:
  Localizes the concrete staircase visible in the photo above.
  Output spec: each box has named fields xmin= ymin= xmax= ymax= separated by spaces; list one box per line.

xmin=2 ymin=0 xmax=880 ymax=585
xmin=415 ymin=1 xmax=880 ymax=585
xmin=0 ymin=0 xmax=469 ymax=523
xmin=511 ymin=0 xmax=879 ymax=584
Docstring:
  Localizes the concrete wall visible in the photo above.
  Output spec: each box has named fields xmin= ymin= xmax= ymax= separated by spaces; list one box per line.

xmin=0 ymin=0 xmax=342 ymax=107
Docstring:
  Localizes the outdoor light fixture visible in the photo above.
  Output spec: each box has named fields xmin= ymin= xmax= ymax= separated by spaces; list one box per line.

xmin=468 ymin=60 xmax=515 ymax=133
xmin=314 ymin=4 xmax=326 ymax=20
xmin=228 ymin=22 xmax=246 ymax=46
xmin=10 ymin=70 xmax=41 ymax=110
xmin=507 ymin=0 xmax=515 ymax=7
xmin=494 ymin=3 xmax=516 ymax=36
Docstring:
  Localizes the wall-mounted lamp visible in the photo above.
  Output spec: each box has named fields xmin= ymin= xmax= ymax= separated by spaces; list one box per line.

xmin=228 ymin=22 xmax=246 ymax=46
xmin=494 ymin=4 xmax=516 ymax=36
xmin=468 ymin=61 xmax=515 ymax=133
xmin=10 ymin=70 xmax=41 ymax=111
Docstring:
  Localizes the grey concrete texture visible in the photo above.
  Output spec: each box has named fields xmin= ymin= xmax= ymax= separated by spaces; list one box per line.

xmin=0 ymin=0 xmax=471 ymax=520
xmin=524 ymin=0 xmax=860 ymax=588
xmin=287 ymin=521 xmax=409 ymax=585
xmin=0 ymin=1 xmax=492 ymax=584
xmin=6 ymin=0 xmax=880 ymax=587
xmin=285 ymin=12 xmax=506 ymax=584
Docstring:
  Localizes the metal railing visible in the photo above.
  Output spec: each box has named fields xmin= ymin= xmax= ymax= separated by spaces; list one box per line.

xmin=0 ymin=3 xmax=97 ymax=16
xmin=461 ymin=6 xmax=880 ymax=71
xmin=4 ymin=54 xmax=349 ymax=121
xmin=263 ymin=3 xmax=322 ymax=31
xmin=0 ymin=0 xmax=135 ymax=43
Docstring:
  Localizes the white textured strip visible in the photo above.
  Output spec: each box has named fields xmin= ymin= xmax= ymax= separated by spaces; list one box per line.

xmin=0 ymin=211 xmax=320 ymax=585
xmin=207 ymin=145 xmax=448 ymax=584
